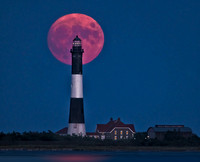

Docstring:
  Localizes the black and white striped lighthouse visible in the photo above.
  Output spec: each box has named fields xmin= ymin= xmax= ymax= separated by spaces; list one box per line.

xmin=67 ymin=36 xmax=86 ymax=136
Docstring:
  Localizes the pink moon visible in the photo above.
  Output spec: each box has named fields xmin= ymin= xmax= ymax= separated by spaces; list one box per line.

xmin=47 ymin=13 xmax=104 ymax=65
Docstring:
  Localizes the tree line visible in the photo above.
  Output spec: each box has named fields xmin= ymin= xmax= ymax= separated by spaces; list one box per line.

xmin=0 ymin=131 xmax=200 ymax=147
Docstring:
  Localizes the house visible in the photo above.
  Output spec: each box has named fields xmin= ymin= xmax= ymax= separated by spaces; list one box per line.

xmin=87 ymin=118 xmax=136 ymax=140
xmin=147 ymin=125 xmax=192 ymax=140
xmin=56 ymin=118 xmax=136 ymax=140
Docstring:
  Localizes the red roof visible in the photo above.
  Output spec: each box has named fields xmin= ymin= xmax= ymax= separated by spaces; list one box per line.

xmin=56 ymin=127 xmax=68 ymax=134
xmin=96 ymin=118 xmax=135 ymax=133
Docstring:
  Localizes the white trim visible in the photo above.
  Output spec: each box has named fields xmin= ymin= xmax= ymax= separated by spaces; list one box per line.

xmin=98 ymin=127 xmax=135 ymax=134
xmin=110 ymin=127 xmax=135 ymax=134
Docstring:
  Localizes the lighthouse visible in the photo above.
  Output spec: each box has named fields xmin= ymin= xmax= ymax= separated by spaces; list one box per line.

xmin=67 ymin=36 xmax=86 ymax=136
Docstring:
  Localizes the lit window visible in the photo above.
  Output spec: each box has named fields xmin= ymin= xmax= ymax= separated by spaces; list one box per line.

xmin=101 ymin=135 xmax=105 ymax=140
xmin=120 ymin=130 xmax=123 ymax=135
xmin=114 ymin=130 xmax=117 ymax=135
xmin=126 ymin=136 xmax=128 ymax=139
xmin=126 ymin=131 xmax=128 ymax=135
xmin=114 ymin=136 xmax=117 ymax=140
xmin=120 ymin=136 xmax=123 ymax=139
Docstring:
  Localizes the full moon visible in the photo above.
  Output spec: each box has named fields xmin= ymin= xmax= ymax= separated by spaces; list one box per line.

xmin=47 ymin=13 xmax=104 ymax=65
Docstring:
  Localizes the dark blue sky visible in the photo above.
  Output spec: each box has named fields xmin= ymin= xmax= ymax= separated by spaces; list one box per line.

xmin=0 ymin=0 xmax=200 ymax=135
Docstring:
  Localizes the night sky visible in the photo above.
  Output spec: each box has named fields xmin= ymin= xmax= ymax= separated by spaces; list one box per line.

xmin=0 ymin=0 xmax=200 ymax=135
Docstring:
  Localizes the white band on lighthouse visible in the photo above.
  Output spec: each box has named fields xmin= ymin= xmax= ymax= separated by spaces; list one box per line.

xmin=71 ymin=74 xmax=83 ymax=98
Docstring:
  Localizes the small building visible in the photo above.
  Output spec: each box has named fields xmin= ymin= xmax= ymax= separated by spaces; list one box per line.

xmin=88 ymin=118 xmax=136 ymax=140
xmin=147 ymin=125 xmax=192 ymax=140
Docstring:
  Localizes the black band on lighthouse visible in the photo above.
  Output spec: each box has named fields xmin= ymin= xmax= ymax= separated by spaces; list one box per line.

xmin=71 ymin=51 xmax=83 ymax=74
xmin=69 ymin=98 xmax=84 ymax=123
xmin=70 ymin=35 xmax=84 ymax=74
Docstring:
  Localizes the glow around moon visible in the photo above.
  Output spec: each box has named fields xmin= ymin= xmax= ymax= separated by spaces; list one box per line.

xmin=47 ymin=13 xmax=104 ymax=65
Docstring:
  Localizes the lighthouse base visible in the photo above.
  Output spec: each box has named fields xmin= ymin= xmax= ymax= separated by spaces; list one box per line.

xmin=67 ymin=123 xmax=86 ymax=136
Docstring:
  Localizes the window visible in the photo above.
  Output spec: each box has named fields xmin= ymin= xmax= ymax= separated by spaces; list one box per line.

xmin=114 ymin=136 xmax=117 ymax=140
xmin=101 ymin=135 xmax=105 ymax=140
xmin=114 ymin=130 xmax=117 ymax=135
xmin=120 ymin=130 xmax=123 ymax=135
xmin=126 ymin=131 xmax=128 ymax=135
xmin=120 ymin=136 xmax=123 ymax=139
xmin=94 ymin=135 xmax=99 ymax=139
xmin=126 ymin=136 xmax=128 ymax=139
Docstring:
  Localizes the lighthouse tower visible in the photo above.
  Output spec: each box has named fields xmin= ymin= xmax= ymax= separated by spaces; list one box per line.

xmin=67 ymin=36 xmax=86 ymax=136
